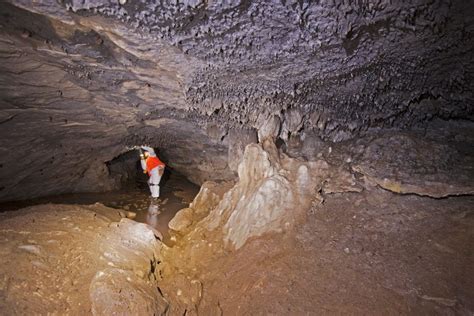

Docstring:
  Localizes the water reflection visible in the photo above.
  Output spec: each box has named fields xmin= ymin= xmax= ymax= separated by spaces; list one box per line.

xmin=0 ymin=173 xmax=199 ymax=244
xmin=145 ymin=200 xmax=160 ymax=228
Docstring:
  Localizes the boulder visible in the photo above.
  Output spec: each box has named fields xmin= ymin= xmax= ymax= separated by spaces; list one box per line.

xmin=0 ymin=204 xmax=164 ymax=314
xmin=169 ymin=208 xmax=195 ymax=233
xmin=90 ymin=268 xmax=167 ymax=315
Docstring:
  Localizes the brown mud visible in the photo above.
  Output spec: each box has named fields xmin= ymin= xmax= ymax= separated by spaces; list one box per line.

xmin=160 ymin=188 xmax=474 ymax=315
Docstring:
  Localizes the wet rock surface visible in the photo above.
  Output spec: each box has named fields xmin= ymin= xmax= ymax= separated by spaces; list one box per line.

xmin=0 ymin=203 xmax=165 ymax=314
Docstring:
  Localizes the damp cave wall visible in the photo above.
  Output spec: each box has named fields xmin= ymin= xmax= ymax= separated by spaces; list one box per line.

xmin=0 ymin=0 xmax=473 ymax=202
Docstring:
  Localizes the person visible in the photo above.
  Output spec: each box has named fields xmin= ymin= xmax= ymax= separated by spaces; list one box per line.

xmin=140 ymin=146 xmax=165 ymax=199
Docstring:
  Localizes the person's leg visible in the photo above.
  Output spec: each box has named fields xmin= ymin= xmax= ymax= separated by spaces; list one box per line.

xmin=154 ymin=174 xmax=162 ymax=197
xmin=155 ymin=184 xmax=160 ymax=196
xmin=147 ymin=179 xmax=154 ymax=196
xmin=151 ymin=184 xmax=159 ymax=198
xmin=149 ymin=169 xmax=162 ymax=198
xmin=148 ymin=178 xmax=159 ymax=198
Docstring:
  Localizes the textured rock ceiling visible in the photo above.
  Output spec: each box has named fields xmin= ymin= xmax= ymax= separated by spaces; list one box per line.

xmin=0 ymin=0 xmax=473 ymax=201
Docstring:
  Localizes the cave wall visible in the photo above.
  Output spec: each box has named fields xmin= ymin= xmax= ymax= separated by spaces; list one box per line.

xmin=0 ymin=0 xmax=473 ymax=201
xmin=0 ymin=2 xmax=235 ymax=201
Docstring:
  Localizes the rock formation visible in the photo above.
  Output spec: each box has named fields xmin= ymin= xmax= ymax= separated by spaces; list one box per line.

xmin=160 ymin=132 xmax=474 ymax=314
xmin=0 ymin=203 xmax=166 ymax=314
xmin=1 ymin=0 xmax=473 ymax=201
xmin=169 ymin=135 xmax=360 ymax=248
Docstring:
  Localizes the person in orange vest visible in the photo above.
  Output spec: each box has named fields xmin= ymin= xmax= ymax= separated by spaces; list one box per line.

xmin=140 ymin=146 xmax=165 ymax=198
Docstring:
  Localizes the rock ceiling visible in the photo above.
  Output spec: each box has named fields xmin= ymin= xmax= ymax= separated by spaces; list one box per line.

xmin=0 ymin=0 xmax=472 ymax=200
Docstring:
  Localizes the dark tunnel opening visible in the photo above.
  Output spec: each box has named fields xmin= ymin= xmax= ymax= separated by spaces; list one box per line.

xmin=104 ymin=148 xmax=186 ymax=197
xmin=106 ymin=149 xmax=149 ymax=189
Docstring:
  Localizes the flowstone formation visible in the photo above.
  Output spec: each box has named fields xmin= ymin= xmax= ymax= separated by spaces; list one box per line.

xmin=168 ymin=133 xmax=360 ymax=247
xmin=157 ymin=134 xmax=360 ymax=311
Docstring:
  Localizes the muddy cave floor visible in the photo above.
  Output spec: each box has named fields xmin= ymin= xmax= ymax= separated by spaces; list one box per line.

xmin=0 ymin=186 xmax=473 ymax=314
xmin=162 ymin=190 xmax=474 ymax=315
xmin=0 ymin=129 xmax=473 ymax=314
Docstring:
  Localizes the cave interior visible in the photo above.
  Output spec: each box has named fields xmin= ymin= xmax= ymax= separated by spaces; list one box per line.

xmin=0 ymin=0 xmax=473 ymax=314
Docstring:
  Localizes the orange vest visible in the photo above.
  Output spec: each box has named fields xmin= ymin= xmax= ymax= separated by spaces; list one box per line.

xmin=146 ymin=156 xmax=165 ymax=176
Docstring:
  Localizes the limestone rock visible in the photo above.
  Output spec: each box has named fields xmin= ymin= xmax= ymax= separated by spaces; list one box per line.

xmin=258 ymin=115 xmax=281 ymax=142
xmin=353 ymin=133 xmax=474 ymax=198
xmin=287 ymin=131 xmax=328 ymax=160
xmin=0 ymin=0 xmax=473 ymax=201
xmin=173 ymin=138 xmax=370 ymax=250
xmin=169 ymin=208 xmax=194 ymax=233
xmin=280 ymin=108 xmax=304 ymax=141
xmin=191 ymin=181 xmax=234 ymax=216
xmin=227 ymin=128 xmax=258 ymax=173
xmin=323 ymin=170 xmax=363 ymax=194
xmin=204 ymin=142 xmax=320 ymax=249
xmin=90 ymin=268 xmax=167 ymax=315
xmin=0 ymin=204 xmax=164 ymax=314
xmin=169 ymin=180 xmax=233 ymax=234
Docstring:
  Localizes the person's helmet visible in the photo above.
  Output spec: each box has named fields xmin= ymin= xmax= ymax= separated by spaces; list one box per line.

xmin=141 ymin=146 xmax=157 ymax=157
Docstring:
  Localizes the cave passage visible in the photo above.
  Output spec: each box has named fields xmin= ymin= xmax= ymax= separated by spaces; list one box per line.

xmin=0 ymin=0 xmax=473 ymax=314
xmin=0 ymin=153 xmax=199 ymax=242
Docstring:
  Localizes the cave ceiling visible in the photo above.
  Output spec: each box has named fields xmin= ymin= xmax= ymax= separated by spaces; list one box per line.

xmin=0 ymin=0 xmax=473 ymax=200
